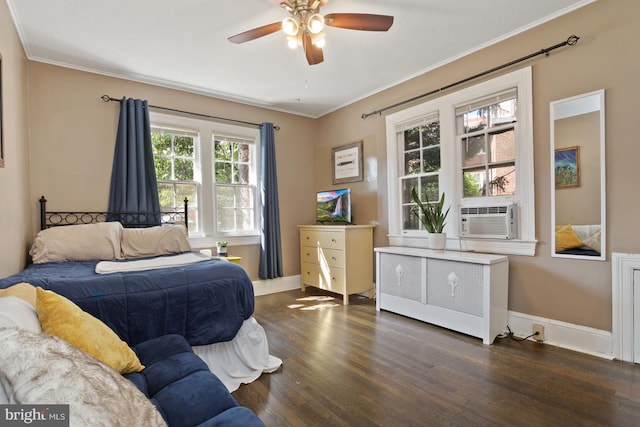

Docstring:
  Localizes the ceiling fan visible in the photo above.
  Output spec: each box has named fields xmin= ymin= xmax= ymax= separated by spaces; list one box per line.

xmin=228 ymin=0 xmax=394 ymax=65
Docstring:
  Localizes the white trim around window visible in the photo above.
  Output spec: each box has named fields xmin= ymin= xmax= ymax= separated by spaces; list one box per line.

xmin=385 ymin=67 xmax=537 ymax=256
xmin=150 ymin=112 xmax=261 ymax=248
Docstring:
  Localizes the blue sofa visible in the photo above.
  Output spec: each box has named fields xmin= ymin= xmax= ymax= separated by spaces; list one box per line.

xmin=125 ymin=334 xmax=265 ymax=427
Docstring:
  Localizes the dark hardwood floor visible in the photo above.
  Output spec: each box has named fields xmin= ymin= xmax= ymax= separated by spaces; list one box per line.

xmin=232 ymin=289 xmax=640 ymax=427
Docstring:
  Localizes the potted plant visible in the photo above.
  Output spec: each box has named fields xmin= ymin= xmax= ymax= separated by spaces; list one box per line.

xmin=216 ymin=241 xmax=228 ymax=257
xmin=411 ymin=187 xmax=450 ymax=250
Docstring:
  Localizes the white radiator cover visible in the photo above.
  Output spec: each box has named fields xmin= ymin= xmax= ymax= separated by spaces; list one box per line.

xmin=459 ymin=204 xmax=518 ymax=239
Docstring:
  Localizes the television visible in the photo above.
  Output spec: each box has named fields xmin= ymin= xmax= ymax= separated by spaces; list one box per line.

xmin=316 ymin=188 xmax=352 ymax=224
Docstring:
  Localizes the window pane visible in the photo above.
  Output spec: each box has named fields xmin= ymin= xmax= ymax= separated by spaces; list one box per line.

xmin=215 ymin=140 xmax=233 ymax=161
xmin=422 ymin=122 xmax=440 ymax=147
xmin=489 ymin=128 xmax=516 ymax=163
xmin=215 ymin=162 xmax=232 ymax=183
xmin=404 ymin=128 xmax=420 ymax=151
xmin=174 ymin=136 xmax=194 ymax=156
xmin=235 ymin=187 xmax=254 ymax=208
xmin=175 ymin=183 xmax=196 ymax=207
xmin=463 ymin=107 xmax=488 ymax=133
xmin=216 ymin=186 xmax=234 ymax=207
xmin=217 ymin=207 xmax=235 ymax=232
xmin=158 ymin=183 xmax=175 ymax=207
xmin=489 ymin=165 xmax=516 ymax=196
xmin=237 ymin=208 xmax=254 ymax=232
xmin=152 ymin=133 xmax=172 ymax=155
xmin=174 ymin=158 xmax=194 ymax=180
xmin=463 ymin=170 xmax=485 ymax=198
xmin=490 ymin=99 xmax=517 ymax=126
xmin=462 ymin=135 xmax=486 ymax=167
xmin=404 ymin=150 xmax=420 ymax=175
xmin=422 ymin=146 xmax=440 ymax=173
xmin=155 ymin=157 xmax=172 ymax=180
xmin=420 ymin=175 xmax=439 ymax=202
xmin=401 ymin=177 xmax=418 ymax=204
xmin=403 ymin=205 xmax=419 ymax=230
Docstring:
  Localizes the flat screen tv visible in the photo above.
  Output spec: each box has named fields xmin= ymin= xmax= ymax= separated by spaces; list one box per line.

xmin=316 ymin=188 xmax=352 ymax=224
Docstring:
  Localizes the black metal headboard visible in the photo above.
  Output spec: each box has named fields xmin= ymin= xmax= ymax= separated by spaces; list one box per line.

xmin=39 ymin=196 xmax=189 ymax=232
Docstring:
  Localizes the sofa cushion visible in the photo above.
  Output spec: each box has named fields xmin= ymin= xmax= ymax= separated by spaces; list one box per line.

xmin=0 ymin=327 xmax=167 ymax=426
xmin=36 ymin=287 xmax=144 ymax=374
xmin=126 ymin=334 xmax=265 ymax=427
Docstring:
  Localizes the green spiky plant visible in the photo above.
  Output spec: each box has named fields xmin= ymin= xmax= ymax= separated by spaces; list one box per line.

xmin=411 ymin=187 xmax=450 ymax=233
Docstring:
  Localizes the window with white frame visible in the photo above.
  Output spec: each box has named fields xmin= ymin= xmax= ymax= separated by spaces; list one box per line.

xmin=385 ymin=67 xmax=536 ymax=256
xmin=150 ymin=112 xmax=261 ymax=246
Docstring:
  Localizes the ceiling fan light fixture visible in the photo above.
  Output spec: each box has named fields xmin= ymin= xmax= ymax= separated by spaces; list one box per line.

xmin=310 ymin=31 xmax=326 ymax=47
xmin=282 ymin=17 xmax=299 ymax=36
xmin=307 ymin=13 xmax=324 ymax=34
xmin=286 ymin=35 xmax=299 ymax=49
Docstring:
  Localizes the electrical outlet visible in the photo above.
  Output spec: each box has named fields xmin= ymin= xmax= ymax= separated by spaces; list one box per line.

xmin=532 ymin=324 xmax=545 ymax=342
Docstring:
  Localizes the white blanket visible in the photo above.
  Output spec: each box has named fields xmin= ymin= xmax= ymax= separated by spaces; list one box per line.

xmin=95 ymin=252 xmax=214 ymax=274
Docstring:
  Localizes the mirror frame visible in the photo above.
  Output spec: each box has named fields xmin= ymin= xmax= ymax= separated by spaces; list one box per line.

xmin=550 ymin=89 xmax=605 ymax=260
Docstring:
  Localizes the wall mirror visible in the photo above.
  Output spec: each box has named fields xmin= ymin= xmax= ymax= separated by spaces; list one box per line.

xmin=550 ymin=89 xmax=605 ymax=260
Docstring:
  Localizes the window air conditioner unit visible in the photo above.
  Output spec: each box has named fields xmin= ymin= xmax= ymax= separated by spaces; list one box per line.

xmin=459 ymin=204 xmax=518 ymax=239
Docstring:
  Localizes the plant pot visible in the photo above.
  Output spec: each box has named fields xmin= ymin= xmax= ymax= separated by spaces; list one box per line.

xmin=428 ymin=233 xmax=447 ymax=251
xmin=217 ymin=247 xmax=228 ymax=256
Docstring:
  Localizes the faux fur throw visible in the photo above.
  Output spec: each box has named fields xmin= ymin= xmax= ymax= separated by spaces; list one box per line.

xmin=0 ymin=327 xmax=167 ymax=427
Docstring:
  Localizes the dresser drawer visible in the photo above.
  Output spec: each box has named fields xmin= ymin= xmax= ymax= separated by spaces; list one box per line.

xmin=300 ymin=229 xmax=344 ymax=250
xmin=301 ymin=262 xmax=345 ymax=293
xmin=301 ymin=247 xmax=344 ymax=268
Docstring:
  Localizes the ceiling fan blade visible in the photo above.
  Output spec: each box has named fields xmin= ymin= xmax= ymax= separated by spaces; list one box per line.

xmin=324 ymin=13 xmax=394 ymax=31
xmin=303 ymin=32 xmax=324 ymax=65
xmin=228 ymin=22 xmax=282 ymax=44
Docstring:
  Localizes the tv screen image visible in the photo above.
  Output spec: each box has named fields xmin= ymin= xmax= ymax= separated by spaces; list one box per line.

xmin=316 ymin=188 xmax=352 ymax=223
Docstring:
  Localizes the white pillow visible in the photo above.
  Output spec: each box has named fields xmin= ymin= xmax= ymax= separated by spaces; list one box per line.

xmin=0 ymin=327 xmax=167 ymax=426
xmin=0 ymin=297 xmax=41 ymax=333
xmin=29 ymin=222 xmax=123 ymax=264
xmin=121 ymin=225 xmax=191 ymax=259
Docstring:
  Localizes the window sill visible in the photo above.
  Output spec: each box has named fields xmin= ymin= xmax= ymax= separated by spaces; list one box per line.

xmin=189 ymin=235 xmax=261 ymax=250
xmin=388 ymin=235 xmax=537 ymax=256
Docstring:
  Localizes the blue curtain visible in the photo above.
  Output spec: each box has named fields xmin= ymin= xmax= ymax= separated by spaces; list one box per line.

xmin=259 ymin=123 xmax=283 ymax=279
xmin=107 ymin=98 xmax=161 ymax=225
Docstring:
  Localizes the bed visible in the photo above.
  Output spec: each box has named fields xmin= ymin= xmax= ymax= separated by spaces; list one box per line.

xmin=0 ymin=196 xmax=281 ymax=391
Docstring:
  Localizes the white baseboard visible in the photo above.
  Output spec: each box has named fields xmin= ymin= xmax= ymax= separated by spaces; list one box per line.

xmin=507 ymin=311 xmax=612 ymax=359
xmin=252 ymin=275 xmax=300 ymax=296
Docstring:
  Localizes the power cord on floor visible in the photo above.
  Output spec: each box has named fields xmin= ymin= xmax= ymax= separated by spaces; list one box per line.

xmin=496 ymin=325 xmax=540 ymax=342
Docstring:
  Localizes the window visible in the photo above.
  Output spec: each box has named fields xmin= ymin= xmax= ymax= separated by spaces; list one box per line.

xmin=397 ymin=113 xmax=441 ymax=232
xmin=457 ymin=90 xmax=517 ymax=199
xmin=386 ymin=67 xmax=535 ymax=256
xmin=150 ymin=112 xmax=260 ymax=247
xmin=152 ymin=126 xmax=199 ymax=233
xmin=213 ymin=136 xmax=256 ymax=234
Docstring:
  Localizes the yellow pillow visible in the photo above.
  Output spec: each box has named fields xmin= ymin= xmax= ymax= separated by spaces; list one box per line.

xmin=0 ymin=282 xmax=36 ymax=308
xmin=555 ymin=224 xmax=584 ymax=252
xmin=35 ymin=287 xmax=144 ymax=374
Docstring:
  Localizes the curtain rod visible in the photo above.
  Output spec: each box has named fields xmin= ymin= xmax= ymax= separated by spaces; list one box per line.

xmin=101 ymin=95 xmax=280 ymax=131
xmin=362 ymin=35 xmax=580 ymax=119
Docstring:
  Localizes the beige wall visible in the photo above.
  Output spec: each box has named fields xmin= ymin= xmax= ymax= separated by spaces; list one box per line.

xmin=318 ymin=0 xmax=640 ymax=331
xmin=26 ymin=63 xmax=318 ymax=280
xmin=0 ymin=0 xmax=31 ymax=277
xmin=4 ymin=0 xmax=639 ymax=332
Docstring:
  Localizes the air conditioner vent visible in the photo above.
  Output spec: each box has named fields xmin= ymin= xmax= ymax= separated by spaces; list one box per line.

xmin=460 ymin=204 xmax=518 ymax=239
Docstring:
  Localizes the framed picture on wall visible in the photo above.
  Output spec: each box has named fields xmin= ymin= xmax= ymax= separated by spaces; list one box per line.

xmin=0 ymin=53 xmax=4 ymax=168
xmin=555 ymin=146 xmax=580 ymax=188
xmin=332 ymin=141 xmax=363 ymax=184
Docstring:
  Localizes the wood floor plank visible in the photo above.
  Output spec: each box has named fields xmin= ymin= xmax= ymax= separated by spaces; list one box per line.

xmin=233 ymin=289 xmax=640 ymax=426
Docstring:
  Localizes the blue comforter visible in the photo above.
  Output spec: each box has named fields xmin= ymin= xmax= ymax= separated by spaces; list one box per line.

xmin=0 ymin=257 xmax=254 ymax=346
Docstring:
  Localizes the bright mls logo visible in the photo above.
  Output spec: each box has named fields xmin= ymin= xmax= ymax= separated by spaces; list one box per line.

xmin=0 ymin=405 xmax=68 ymax=426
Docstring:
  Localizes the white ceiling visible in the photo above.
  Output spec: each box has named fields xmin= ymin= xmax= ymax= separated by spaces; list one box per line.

xmin=7 ymin=0 xmax=593 ymax=118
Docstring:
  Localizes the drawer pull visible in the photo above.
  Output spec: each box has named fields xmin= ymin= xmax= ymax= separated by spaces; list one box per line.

xmin=331 ymin=256 xmax=337 ymax=261
xmin=331 ymin=238 xmax=337 ymax=242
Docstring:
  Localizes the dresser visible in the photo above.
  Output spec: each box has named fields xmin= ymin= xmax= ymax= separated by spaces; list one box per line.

xmin=299 ymin=225 xmax=374 ymax=304
xmin=375 ymin=246 xmax=508 ymax=344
